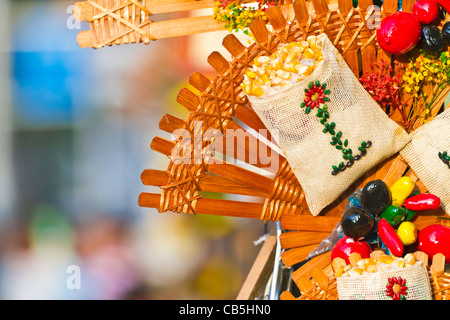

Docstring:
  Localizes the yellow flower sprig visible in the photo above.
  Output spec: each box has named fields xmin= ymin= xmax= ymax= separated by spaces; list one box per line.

xmin=212 ymin=1 xmax=271 ymax=34
xmin=402 ymin=50 xmax=450 ymax=125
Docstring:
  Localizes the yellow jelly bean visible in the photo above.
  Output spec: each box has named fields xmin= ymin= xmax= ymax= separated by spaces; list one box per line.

xmin=397 ymin=221 xmax=417 ymax=245
xmin=390 ymin=176 xmax=415 ymax=206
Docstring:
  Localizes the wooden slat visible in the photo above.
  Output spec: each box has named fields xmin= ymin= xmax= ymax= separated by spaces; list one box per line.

xmin=140 ymin=169 xmax=270 ymax=197
xmin=281 ymin=214 xmax=341 ymax=232
xmin=281 ymin=244 xmax=318 ymax=267
xmin=280 ymin=231 xmax=330 ymax=249
xmin=138 ymin=192 xmax=264 ymax=218
xmin=236 ymin=234 xmax=277 ymax=300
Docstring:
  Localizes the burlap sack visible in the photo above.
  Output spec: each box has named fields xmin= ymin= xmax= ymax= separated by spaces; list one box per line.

xmin=400 ymin=108 xmax=450 ymax=214
xmin=336 ymin=261 xmax=432 ymax=300
xmin=248 ymin=34 xmax=411 ymax=216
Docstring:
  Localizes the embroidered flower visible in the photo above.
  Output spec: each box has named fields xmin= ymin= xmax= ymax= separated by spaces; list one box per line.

xmin=386 ymin=276 xmax=408 ymax=300
xmin=301 ymin=81 xmax=330 ymax=114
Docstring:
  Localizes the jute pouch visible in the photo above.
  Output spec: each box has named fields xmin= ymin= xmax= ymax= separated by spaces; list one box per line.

xmin=336 ymin=261 xmax=432 ymax=300
xmin=248 ymin=34 xmax=411 ymax=216
xmin=400 ymin=108 xmax=450 ymax=214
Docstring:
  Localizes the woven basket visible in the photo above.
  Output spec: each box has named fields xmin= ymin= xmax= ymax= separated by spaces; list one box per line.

xmin=137 ymin=0 xmax=450 ymax=299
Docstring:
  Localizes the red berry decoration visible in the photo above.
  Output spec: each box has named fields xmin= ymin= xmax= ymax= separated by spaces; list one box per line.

xmin=413 ymin=0 xmax=440 ymax=24
xmin=376 ymin=12 xmax=422 ymax=55
xmin=331 ymin=236 xmax=372 ymax=264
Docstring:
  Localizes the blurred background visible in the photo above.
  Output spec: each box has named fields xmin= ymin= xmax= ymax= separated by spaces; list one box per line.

xmin=0 ymin=0 xmax=268 ymax=299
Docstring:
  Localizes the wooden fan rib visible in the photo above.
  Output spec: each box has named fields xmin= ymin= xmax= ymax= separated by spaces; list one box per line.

xmin=74 ymin=0 xmax=217 ymax=21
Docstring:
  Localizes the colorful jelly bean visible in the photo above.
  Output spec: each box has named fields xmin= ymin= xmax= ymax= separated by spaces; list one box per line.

xmin=378 ymin=218 xmax=404 ymax=257
xmin=404 ymin=193 xmax=441 ymax=211
xmin=390 ymin=176 xmax=415 ymax=206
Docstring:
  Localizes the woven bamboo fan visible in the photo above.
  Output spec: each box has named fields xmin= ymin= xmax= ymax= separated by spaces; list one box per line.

xmin=137 ymin=0 xmax=450 ymax=299
xmin=73 ymin=0 xmax=224 ymax=49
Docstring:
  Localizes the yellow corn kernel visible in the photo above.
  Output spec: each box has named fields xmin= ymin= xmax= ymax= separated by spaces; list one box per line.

xmin=336 ymin=266 xmax=344 ymax=277
xmin=348 ymin=267 xmax=364 ymax=276
xmin=253 ymin=78 xmax=264 ymax=86
xmin=307 ymin=35 xmax=317 ymax=46
xmin=404 ymin=253 xmax=416 ymax=265
xmin=314 ymin=50 xmax=323 ymax=60
xmin=276 ymin=70 xmax=291 ymax=80
xmin=300 ymin=40 xmax=309 ymax=49
xmin=377 ymin=254 xmax=395 ymax=264
xmin=397 ymin=260 xmax=405 ymax=268
xmin=366 ymin=265 xmax=377 ymax=273
xmin=254 ymin=55 xmax=270 ymax=67
xmin=271 ymin=58 xmax=283 ymax=70
xmin=241 ymin=83 xmax=253 ymax=95
xmin=260 ymin=74 xmax=271 ymax=85
xmin=271 ymin=76 xmax=282 ymax=86
xmin=282 ymin=63 xmax=295 ymax=73
xmin=245 ymin=70 xmax=257 ymax=78
xmin=302 ymin=65 xmax=315 ymax=77
xmin=285 ymin=51 xmax=299 ymax=64
xmin=303 ymin=48 xmax=315 ymax=59
xmin=251 ymin=86 xmax=265 ymax=97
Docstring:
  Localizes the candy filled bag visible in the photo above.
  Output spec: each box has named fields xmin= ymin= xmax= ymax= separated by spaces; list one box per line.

xmin=247 ymin=34 xmax=411 ymax=216
xmin=400 ymin=108 xmax=450 ymax=214
xmin=336 ymin=262 xmax=432 ymax=300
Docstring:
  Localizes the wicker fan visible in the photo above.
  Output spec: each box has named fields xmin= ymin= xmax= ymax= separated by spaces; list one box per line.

xmin=136 ymin=0 xmax=450 ymax=299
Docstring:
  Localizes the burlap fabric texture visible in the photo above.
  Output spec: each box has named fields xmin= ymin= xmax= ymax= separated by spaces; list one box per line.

xmin=336 ymin=261 xmax=432 ymax=300
xmin=400 ymin=107 xmax=450 ymax=214
xmin=248 ymin=34 xmax=411 ymax=216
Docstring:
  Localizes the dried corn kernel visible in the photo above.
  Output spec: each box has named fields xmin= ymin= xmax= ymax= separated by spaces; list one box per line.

xmin=241 ymin=35 xmax=324 ymax=97
xmin=254 ymin=56 xmax=270 ymax=67
xmin=245 ymin=70 xmax=257 ymax=78
xmin=251 ymin=86 xmax=265 ymax=97
xmin=377 ymin=254 xmax=395 ymax=264
xmin=303 ymin=48 xmax=315 ymax=59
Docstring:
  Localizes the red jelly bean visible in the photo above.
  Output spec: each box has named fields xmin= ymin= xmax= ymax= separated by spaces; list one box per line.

xmin=331 ymin=236 xmax=372 ymax=264
xmin=376 ymin=12 xmax=422 ymax=55
xmin=417 ymin=224 xmax=450 ymax=263
xmin=378 ymin=218 xmax=404 ymax=257
xmin=413 ymin=0 xmax=440 ymax=24
xmin=404 ymin=193 xmax=441 ymax=211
